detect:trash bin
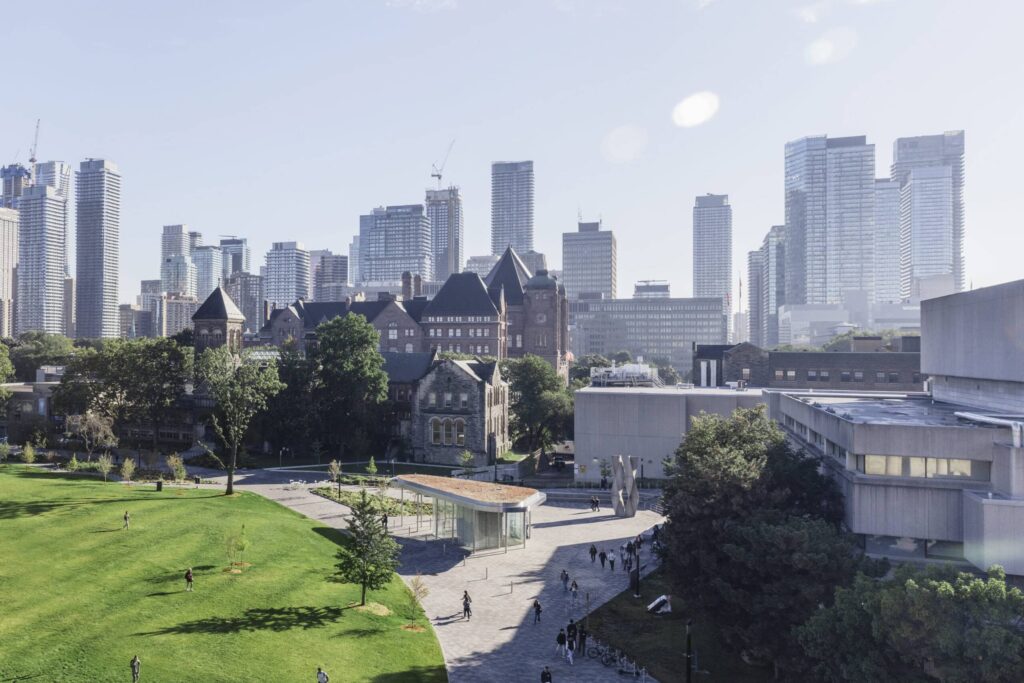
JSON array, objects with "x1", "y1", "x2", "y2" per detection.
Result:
[
  {"x1": 156, "y1": 480, "x2": 163, "y2": 492},
  {"x1": 194, "y1": 475, "x2": 201, "y2": 486}
]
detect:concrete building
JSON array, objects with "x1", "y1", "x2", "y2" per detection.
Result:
[
  {"x1": 312, "y1": 254, "x2": 349, "y2": 302},
  {"x1": 159, "y1": 293, "x2": 200, "y2": 337},
  {"x1": 193, "y1": 245, "x2": 223, "y2": 301},
  {"x1": 569, "y1": 295, "x2": 727, "y2": 374},
  {"x1": 693, "y1": 194, "x2": 732, "y2": 324},
  {"x1": 574, "y1": 386, "x2": 765, "y2": 483},
  {"x1": 160, "y1": 225, "x2": 195, "y2": 297},
  {"x1": 562, "y1": 220, "x2": 616, "y2": 300},
  {"x1": 219, "y1": 237, "x2": 250, "y2": 278},
  {"x1": 464, "y1": 254, "x2": 501, "y2": 278},
  {"x1": 785, "y1": 135, "x2": 875, "y2": 307},
  {"x1": 359, "y1": 205, "x2": 432, "y2": 283},
  {"x1": 75, "y1": 159, "x2": 121, "y2": 339},
  {"x1": 224, "y1": 271, "x2": 264, "y2": 334},
  {"x1": 63, "y1": 276, "x2": 76, "y2": 338},
  {"x1": 747, "y1": 250, "x2": 764, "y2": 347},
  {"x1": 778, "y1": 303, "x2": 851, "y2": 346},
  {"x1": 518, "y1": 251, "x2": 547, "y2": 277},
  {"x1": 264, "y1": 241, "x2": 310, "y2": 309},
  {"x1": 348, "y1": 235, "x2": 360, "y2": 285},
  {"x1": 633, "y1": 281, "x2": 671, "y2": 299},
  {"x1": 891, "y1": 131, "x2": 965, "y2": 295},
  {"x1": 1, "y1": 164, "x2": 31, "y2": 209},
  {"x1": 34, "y1": 161, "x2": 72, "y2": 200},
  {"x1": 426, "y1": 186, "x2": 464, "y2": 282},
  {"x1": 0, "y1": 208, "x2": 18, "y2": 336},
  {"x1": 768, "y1": 278, "x2": 1024, "y2": 575},
  {"x1": 16, "y1": 185, "x2": 66, "y2": 335},
  {"x1": 874, "y1": 178, "x2": 902, "y2": 304},
  {"x1": 491, "y1": 161, "x2": 534, "y2": 255}
]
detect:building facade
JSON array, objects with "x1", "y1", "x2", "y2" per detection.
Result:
[
  {"x1": 219, "y1": 237, "x2": 250, "y2": 278},
  {"x1": 747, "y1": 250, "x2": 764, "y2": 347},
  {"x1": 192, "y1": 287, "x2": 245, "y2": 354},
  {"x1": 874, "y1": 178, "x2": 902, "y2": 304},
  {"x1": 193, "y1": 245, "x2": 223, "y2": 301},
  {"x1": 693, "y1": 194, "x2": 732, "y2": 321},
  {"x1": 426, "y1": 186, "x2": 464, "y2": 282},
  {"x1": 491, "y1": 161, "x2": 534, "y2": 255},
  {"x1": 16, "y1": 185, "x2": 66, "y2": 335},
  {"x1": 465, "y1": 254, "x2": 501, "y2": 277},
  {"x1": 348, "y1": 235, "x2": 360, "y2": 285},
  {"x1": 759, "y1": 225, "x2": 786, "y2": 347},
  {"x1": 313, "y1": 254, "x2": 349, "y2": 302},
  {"x1": 224, "y1": 271, "x2": 264, "y2": 334},
  {"x1": 0, "y1": 208, "x2": 18, "y2": 337},
  {"x1": 899, "y1": 166, "x2": 955, "y2": 301},
  {"x1": 159, "y1": 294, "x2": 200, "y2": 337},
  {"x1": 359, "y1": 205, "x2": 432, "y2": 283},
  {"x1": 562, "y1": 220, "x2": 616, "y2": 300},
  {"x1": 160, "y1": 225, "x2": 195, "y2": 297},
  {"x1": 1, "y1": 164, "x2": 31, "y2": 209},
  {"x1": 75, "y1": 159, "x2": 121, "y2": 339},
  {"x1": 264, "y1": 241, "x2": 310, "y2": 308}
]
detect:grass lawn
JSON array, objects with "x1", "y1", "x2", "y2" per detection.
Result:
[
  {"x1": 586, "y1": 570, "x2": 770, "y2": 682},
  {"x1": 0, "y1": 465, "x2": 447, "y2": 683}
]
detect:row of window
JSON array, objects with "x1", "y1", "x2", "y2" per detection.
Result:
[
  {"x1": 430, "y1": 418, "x2": 466, "y2": 446},
  {"x1": 428, "y1": 343, "x2": 492, "y2": 355},
  {"x1": 855, "y1": 454, "x2": 990, "y2": 481},
  {"x1": 428, "y1": 391, "x2": 469, "y2": 410},
  {"x1": 773, "y1": 369, "x2": 921, "y2": 383},
  {"x1": 424, "y1": 315, "x2": 494, "y2": 323},
  {"x1": 428, "y1": 327, "x2": 491, "y2": 338}
]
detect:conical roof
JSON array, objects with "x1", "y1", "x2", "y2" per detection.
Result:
[
  {"x1": 484, "y1": 246, "x2": 532, "y2": 306},
  {"x1": 193, "y1": 286, "x2": 245, "y2": 323}
]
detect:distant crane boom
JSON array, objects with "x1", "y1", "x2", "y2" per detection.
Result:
[
  {"x1": 28, "y1": 119, "x2": 40, "y2": 178},
  {"x1": 430, "y1": 139, "x2": 456, "y2": 189}
]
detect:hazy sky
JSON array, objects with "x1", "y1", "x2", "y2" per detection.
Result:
[{"x1": 2, "y1": 0, "x2": 1022, "y2": 307}]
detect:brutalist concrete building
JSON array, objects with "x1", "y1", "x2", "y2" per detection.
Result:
[{"x1": 767, "y1": 279, "x2": 1024, "y2": 574}]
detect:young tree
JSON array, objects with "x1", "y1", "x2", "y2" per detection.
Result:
[
  {"x1": 66, "y1": 413, "x2": 118, "y2": 460},
  {"x1": 309, "y1": 315, "x2": 388, "y2": 459},
  {"x1": 406, "y1": 574, "x2": 430, "y2": 626},
  {"x1": 458, "y1": 449, "x2": 475, "y2": 468},
  {"x1": 97, "y1": 453, "x2": 114, "y2": 481},
  {"x1": 328, "y1": 459, "x2": 343, "y2": 495},
  {"x1": 225, "y1": 524, "x2": 251, "y2": 568},
  {"x1": 336, "y1": 489, "x2": 400, "y2": 605},
  {"x1": 0, "y1": 441, "x2": 9, "y2": 464},
  {"x1": 21, "y1": 443, "x2": 35, "y2": 464},
  {"x1": 67, "y1": 454, "x2": 80, "y2": 472},
  {"x1": 365, "y1": 455, "x2": 378, "y2": 476},
  {"x1": 198, "y1": 347, "x2": 285, "y2": 495},
  {"x1": 120, "y1": 458, "x2": 136, "y2": 483},
  {"x1": 166, "y1": 454, "x2": 187, "y2": 484}
]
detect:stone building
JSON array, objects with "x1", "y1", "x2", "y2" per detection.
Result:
[
  {"x1": 192, "y1": 287, "x2": 245, "y2": 354},
  {"x1": 421, "y1": 272, "x2": 505, "y2": 357}
]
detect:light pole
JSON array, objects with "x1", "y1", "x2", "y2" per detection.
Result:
[
  {"x1": 685, "y1": 619, "x2": 693, "y2": 683},
  {"x1": 633, "y1": 542, "x2": 641, "y2": 598}
]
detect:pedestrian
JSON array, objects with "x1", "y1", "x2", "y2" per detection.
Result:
[
  {"x1": 652, "y1": 524, "x2": 660, "y2": 543},
  {"x1": 533, "y1": 599, "x2": 543, "y2": 624},
  {"x1": 626, "y1": 540, "x2": 635, "y2": 556},
  {"x1": 555, "y1": 629, "x2": 567, "y2": 657},
  {"x1": 609, "y1": 554, "x2": 615, "y2": 571},
  {"x1": 570, "y1": 581, "x2": 579, "y2": 607},
  {"x1": 123, "y1": 510, "x2": 130, "y2": 530},
  {"x1": 566, "y1": 618, "x2": 578, "y2": 644},
  {"x1": 130, "y1": 655, "x2": 141, "y2": 683},
  {"x1": 316, "y1": 666, "x2": 330, "y2": 683},
  {"x1": 382, "y1": 512, "x2": 388, "y2": 531},
  {"x1": 598, "y1": 550, "x2": 607, "y2": 569},
  {"x1": 185, "y1": 567, "x2": 194, "y2": 592},
  {"x1": 589, "y1": 545, "x2": 597, "y2": 563},
  {"x1": 595, "y1": 495, "x2": 601, "y2": 512},
  {"x1": 540, "y1": 665, "x2": 553, "y2": 683},
  {"x1": 636, "y1": 534, "x2": 644, "y2": 550},
  {"x1": 462, "y1": 590, "x2": 472, "y2": 620},
  {"x1": 578, "y1": 624, "x2": 588, "y2": 654},
  {"x1": 560, "y1": 569, "x2": 569, "y2": 591},
  {"x1": 566, "y1": 634, "x2": 576, "y2": 665},
  {"x1": 620, "y1": 547, "x2": 626, "y2": 570}
]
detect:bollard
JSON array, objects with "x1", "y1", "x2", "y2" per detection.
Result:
[
  {"x1": 485, "y1": 567, "x2": 488, "y2": 580},
  {"x1": 442, "y1": 543, "x2": 446, "y2": 555},
  {"x1": 510, "y1": 580, "x2": 514, "y2": 594},
  {"x1": 463, "y1": 555, "x2": 467, "y2": 567}
]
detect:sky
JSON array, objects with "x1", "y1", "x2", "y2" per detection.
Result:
[{"x1": 1, "y1": 0, "x2": 1022, "y2": 308}]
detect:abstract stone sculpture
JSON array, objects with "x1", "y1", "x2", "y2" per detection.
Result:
[{"x1": 611, "y1": 454, "x2": 640, "y2": 517}]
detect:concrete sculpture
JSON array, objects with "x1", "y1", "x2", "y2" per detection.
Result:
[{"x1": 611, "y1": 454, "x2": 640, "y2": 517}]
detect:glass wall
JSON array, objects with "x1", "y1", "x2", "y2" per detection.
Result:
[{"x1": 856, "y1": 454, "x2": 990, "y2": 481}]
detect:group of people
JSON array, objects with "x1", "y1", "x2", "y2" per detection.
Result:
[
  {"x1": 588, "y1": 495, "x2": 601, "y2": 512},
  {"x1": 553, "y1": 617, "x2": 587, "y2": 666},
  {"x1": 557, "y1": 569, "x2": 581, "y2": 607}
]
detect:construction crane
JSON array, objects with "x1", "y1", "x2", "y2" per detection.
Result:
[
  {"x1": 430, "y1": 139, "x2": 455, "y2": 189},
  {"x1": 28, "y1": 119, "x2": 40, "y2": 180}
]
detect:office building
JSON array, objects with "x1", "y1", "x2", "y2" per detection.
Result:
[
  {"x1": 75, "y1": 159, "x2": 121, "y2": 339},
  {"x1": 491, "y1": 161, "x2": 534, "y2": 255},
  {"x1": 518, "y1": 251, "x2": 547, "y2": 276},
  {"x1": 693, "y1": 194, "x2": 732, "y2": 322},
  {"x1": 358, "y1": 205, "x2": 432, "y2": 283},
  {"x1": 633, "y1": 281, "x2": 670, "y2": 299},
  {"x1": 891, "y1": 131, "x2": 965, "y2": 295},
  {"x1": 193, "y1": 245, "x2": 223, "y2": 301},
  {"x1": 160, "y1": 225, "x2": 195, "y2": 297},
  {"x1": 224, "y1": 271, "x2": 264, "y2": 333},
  {"x1": 426, "y1": 186, "x2": 464, "y2": 282},
  {"x1": 899, "y1": 166, "x2": 956, "y2": 301},
  {"x1": 188, "y1": 231, "x2": 203, "y2": 251},
  {"x1": 768, "y1": 278, "x2": 1024, "y2": 576},
  {"x1": 119, "y1": 303, "x2": 154, "y2": 339},
  {"x1": 1, "y1": 164, "x2": 31, "y2": 209},
  {"x1": 219, "y1": 237, "x2": 250, "y2": 278},
  {"x1": 785, "y1": 135, "x2": 875, "y2": 307},
  {"x1": 747, "y1": 250, "x2": 764, "y2": 347},
  {"x1": 348, "y1": 235, "x2": 360, "y2": 285},
  {"x1": 313, "y1": 254, "x2": 349, "y2": 302},
  {"x1": 874, "y1": 178, "x2": 902, "y2": 304},
  {"x1": 758, "y1": 225, "x2": 786, "y2": 347},
  {"x1": 465, "y1": 254, "x2": 501, "y2": 278},
  {"x1": 562, "y1": 220, "x2": 616, "y2": 300},
  {"x1": 63, "y1": 276, "x2": 76, "y2": 338},
  {"x1": 265, "y1": 241, "x2": 310, "y2": 308},
  {"x1": 0, "y1": 208, "x2": 18, "y2": 336},
  {"x1": 16, "y1": 185, "x2": 66, "y2": 335},
  {"x1": 159, "y1": 293, "x2": 200, "y2": 337}
]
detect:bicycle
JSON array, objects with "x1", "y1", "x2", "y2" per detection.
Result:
[{"x1": 587, "y1": 638, "x2": 612, "y2": 660}]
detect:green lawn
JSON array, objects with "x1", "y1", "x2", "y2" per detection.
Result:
[
  {"x1": 586, "y1": 570, "x2": 770, "y2": 682},
  {"x1": 0, "y1": 466, "x2": 447, "y2": 683}
]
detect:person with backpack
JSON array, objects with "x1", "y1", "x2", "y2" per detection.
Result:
[
  {"x1": 462, "y1": 590, "x2": 472, "y2": 620},
  {"x1": 316, "y1": 666, "x2": 329, "y2": 683},
  {"x1": 555, "y1": 629, "x2": 567, "y2": 657},
  {"x1": 566, "y1": 633, "x2": 576, "y2": 665},
  {"x1": 540, "y1": 666, "x2": 553, "y2": 682},
  {"x1": 569, "y1": 581, "x2": 579, "y2": 607},
  {"x1": 598, "y1": 549, "x2": 607, "y2": 569},
  {"x1": 533, "y1": 599, "x2": 543, "y2": 624},
  {"x1": 566, "y1": 618, "x2": 578, "y2": 644},
  {"x1": 185, "y1": 568, "x2": 194, "y2": 592}
]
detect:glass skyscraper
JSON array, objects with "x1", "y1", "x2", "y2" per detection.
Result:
[
  {"x1": 491, "y1": 161, "x2": 534, "y2": 256},
  {"x1": 426, "y1": 186, "x2": 464, "y2": 282},
  {"x1": 358, "y1": 205, "x2": 432, "y2": 283},
  {"x1": 75, "y1": 159, "x2": 121, "y2": 338},
  {"x1": 873, "y1": 178, "x2": 902, "y2": 304},
  {"x1": 16, "y1": 185, "x2": 66, "y2": 334},
  {"x1": 693, "y1": 194, "x2": 733, "y2": 321}
]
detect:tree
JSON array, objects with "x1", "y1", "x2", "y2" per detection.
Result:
[
  {"x1": 309, "y1": 315, "x2": 388, "y2": 459},
  {"x1": 166, "y1": 453, "x2": 187, "y2": 484},
  {"x1": 21, "y1": 443, "x2": 35, "y2": 464},
  {"x1": 328, "y1": 459, "x2": 343, "y2": 495},
  {"x1": 120, "y1": 458, "x2": 136, "y2": 483},
  {"x1": 125, "y1": 338, "x2": 194, "y2": 453},
  {"x1": 458, "y1": 449, "x2": 475, "y2": 468},
  {"x1": 260, "y1": 341, "x2": 313, "y2": 452},
  {"x1": 66, "y1": 413, "x2": 118, "y2": 460},
  {"x1": 501, "y1": 355, "x2": 573, "y2": 451},
  {"x1": 198, "y1": 347, "x2": 285, "y2": 495},
  {"x1": 568, "y1": 353, "x2": 611, "y2": 384},
  {"x1": 10, "y1": 332, "x2": 74, "y2": 381},
  {"x1": 406, "y1": 574, "x2": 430, "y2": 625},
  {"x1": 336, "y1": 489, "x2": 400, "y2": 606},
  {"x1": 67, "y1": 454, "x2": 80, "y2": 471},
  {"x1": 225, "y1": 524, "x2": 251, "y2": 569},
  {"x1": 96, "y1": 453, "x2": 114, "y2": 481},
  {"x1": 366, "y1": 455, "x2": 377, "y2": 476},
  {"x1": 610, "y1": 350, "x2": 633, "y2": 365},
  {"x1": 169, "y1": 327, "x2": 194, "y2": 347},
  {"x1": 0, "y1": 441, "x2": 9, "y2": 464}
]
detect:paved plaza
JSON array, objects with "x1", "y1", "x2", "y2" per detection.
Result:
[{"x1": 210, "y1": 467, "x2": 664, "y2": 682}]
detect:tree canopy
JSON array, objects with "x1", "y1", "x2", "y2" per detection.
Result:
[
  {"x1": 501, "y1": 354, "x2": 573, "y2": 451},
  {"x1": 11, "y1": 332, "x2": 74, "y2": 381}
]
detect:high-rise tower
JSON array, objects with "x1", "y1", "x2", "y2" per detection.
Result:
[
  {"x1": 75, "y1": 159, "x2": 121, "y2": 338},
  {"x1": 693, "y1": 194, "x2": 733, "y2": 320},
  {"x1": 16, "y1": 185, "x2": 66, "y2": 334},
  {"x1": 426, "y1": 186, "x2": 464, "y2": 281},
  {"x1": 491, "y1": 161, "x2": 534, "y2": 255}
]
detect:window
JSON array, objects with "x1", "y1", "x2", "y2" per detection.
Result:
[
  {"x1": 468, "y1": 328, "x2": 475, "y2": 337},
  {"x1": 483, "y1": 329, "x2": 489, "y2": 337},
  {"x1": 820, "y1": 370, "x2": 830, "y2": 381},
  {"x1": 785, "y1": 370, "x2": 796, "y2": 381},
  {"x1": 840, "y1": 371, "x2": 851, "y2": 382},
  {"x1": 460, "y1": 392, "x2": 468, "y2": 408},
  {"x1": 431, "y1": 419, "x2": 442, "y2": 444},
  {"x1": 742, "y1": 368, "x2": 751, "y2": 380},
  {"x1": 388, "y1": 329, "x2": 398, "y2": 340},
  {"x1": 455, "y1": 419, "x2": 465, "y2": 446},
  {"x1": 448, "y1": 328, "x2": 454, "y2": 337},
  {"x1": 888, "y1": 372, "x2": 900, "y2": 383},
  {"x1": 774, "y1": 369, "x2": 784, "y2": 380},
  {"x1": 807, "y1": 370, "x2": 818, "y2": 381},
  {"x1": 516, "y1": 334, "x2": 523, "y2": 348},
  {"x1": 854, "y1": 371, "x2": 864, "y2": 382},
  {"x1": 444, "y1": 392, "x2": 453, "y2": 408},
  {"x1": 428, "y1": 392, "x2": 436, "y2": 408},
  {"x1": 912, "y1": 372, "x2": 923, "y2": 384},
  {"x1": 876, "y1": 372, "x2": 886, "y2": 383},
  {"x1": 405, "y1": 343, "x2": 414, "y2": 353},
  {"x1": 456, "y1": 329, "x2": 462, "y2": 337},
  {"x1": 443, "y1": 419, "x2": 454, "y2": 445},
  {"x1": 484, "y1": 345, "x2": 490, "y2": 354},
  {"x1": 908, "y1": 457, "x2": 926, "y2": 477}
]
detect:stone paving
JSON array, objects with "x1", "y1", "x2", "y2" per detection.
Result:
[{"x1": 199, "y1": 467, "x2": 665, "y2": 683}]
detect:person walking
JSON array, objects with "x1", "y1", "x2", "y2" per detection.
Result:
[
  {"x1": 652, "y1": 524, "x2": 660, "y2": 543},
  {"x1": 123, "y1": 511, "x2": 130, "y2": 530},
  {"x1": 316, "y1": 666, "x2": 330, "y2": 683},
  {"x1": 589, "y1": 545, "x2": 597, "y2": 563},
  {"x1": 533, "y1": 599, "x2": 543, "y2": 624},
  {"x1": 382, "y1": 512, "x2": 388, "y2": 531},
  {"x1": 129, "y1": 655, "x2": 141, "y2": 683},
  {"x1": 570, "y1": 581, "x2": 579, "y2": 607},
  {"x1": 566, "y1": 634, "x2": 576, "y2": 665},
  {"x1": 598, "y1": 550, "x2": 607, "y2": 569},
  {"x1": 560, "y1": 569, "x2": 569, "y2": 592},
  {"x1": 566, "y1": 619, "x2": 578, "y2": 645},
  {"x1": 185, "y1": 568, "x2": 194, "y2": 592},
  {"x1": 462, "y1": 591, "x2": 472, "y2": 620},
  {"x1": 540, "y1": 665, "x2": 553, "y2": 683},
  {"x1": 620, "y1": 547, "x2": 627, "y2": 571},
  {"x1": 594, "y1": 495, "x2": 601, "y2": 512},
  {"x1": 608, "y1": 554, "x2": 615, "y2": 572},
  {"x1": 578, "y1": 624, "x2": 588, "y2": 655},
  {"x1": 555, "y1": 629, "x2": 567, "y2": 657},
  {"x1": 626, "y1": 540, "x2": 635, "y2": 556}
]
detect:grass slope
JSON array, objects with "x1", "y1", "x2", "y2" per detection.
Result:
[{"x1": 0, "y1": 466, "x2": 446, "y2": 683}]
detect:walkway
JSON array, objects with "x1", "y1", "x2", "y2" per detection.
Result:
[{"x1": 199, "y1": 467, "x2": 665, "y2": 682}]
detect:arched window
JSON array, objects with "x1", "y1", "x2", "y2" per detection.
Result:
[
  {"x1": 455, "y1": 419, "x2": 465, "y2": 446},
  {"x1": 405, "y1": 343, "x2": 414, "y2": 353},
  {"x1": 443, "y1": 419, "x2": 454, "y2": 445},
  {"x1": 431, "y1": 419, "x2": 442, "y2": 445}
]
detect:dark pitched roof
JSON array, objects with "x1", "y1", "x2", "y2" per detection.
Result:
[
  {"x1": 382, "y1": 350, "x2": 437, "y2": 384},
  {"x1": 345, "y1": 300, "x2": 391, "y2": 326},
  {"x1": 400, "y1": 297, "x2": 430, "y2": 322},
  {"x1": 484, "y1": 246, "x2": 531, "y2": 306},
  {"x1": 193, "y1": 287, "x2": 245, "y2": 322},
  {"x1": 423, "y1": 272, "x2": 499, "y2": 317},
  {"x1": 299, "y1": 301, "x2": 351, "y2": 329},
  {"x1": 462, "y1": 359, "x2": 498, "y2": 383}
]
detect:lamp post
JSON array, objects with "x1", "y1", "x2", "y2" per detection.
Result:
[
  {"x1": 633, "y1": 541, "x2": 641, "y2": 598},
  {"x1": 685, "y1": 619, "x2": 693, "y2": 683}
]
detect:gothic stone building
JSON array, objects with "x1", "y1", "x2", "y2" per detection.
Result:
[{"x1": 192, "y1": 287, "x2": 245, "y2": 354}]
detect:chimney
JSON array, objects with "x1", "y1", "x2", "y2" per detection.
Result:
[
  {"x1": 414, "y1": 274, "x2": 422, "y2": 297},
  {"x1": 401, "y1": 272, "x2": 412, "y2": 300}
]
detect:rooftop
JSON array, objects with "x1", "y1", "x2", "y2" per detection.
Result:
[
  {"x1": 782, "y1": 392, "x2": 1021, "y2": 428},
  {"x1": 394, "y1": 474, "x2": 545, "y2": 511},
  {"x1": 578, "y1": 385, "x2": 764, "y2": 398}
]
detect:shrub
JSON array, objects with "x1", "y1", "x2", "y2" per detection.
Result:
[
  {"x1": 67, "y1": 454, "x2": 80, "y2": 472},
  {"x1": 120, "y1": 458, "x2": 136, "y2": 482},
  {"x1": 166, "y1": 453, "x2": 187, "y2": 484},
  {"x1": 0, "y1": 441, "x2": 9, "y2": 463},
  {"x1": 366, "y1": 456, "x2": 377, "y2": 476},
  {"x1": 21, "y1": 443, "x2": 35, "y2": 464}
]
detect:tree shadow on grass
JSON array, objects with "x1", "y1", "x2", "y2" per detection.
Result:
[
  {"x1": 312, "y1": 525, "x2": 352, "y2": 547},
  {"x1": 135, "y1": 606, "x2": 349, "y2": 635},
  {"x1": 144, "y1": 565, "x2": 216, "y2": 585},
  {"x1": 0, "y1": 494, "x2": 225, "y2": 520},
  {"x1": 367, "y1": 665, "x2": 447, "y2": 682}
]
